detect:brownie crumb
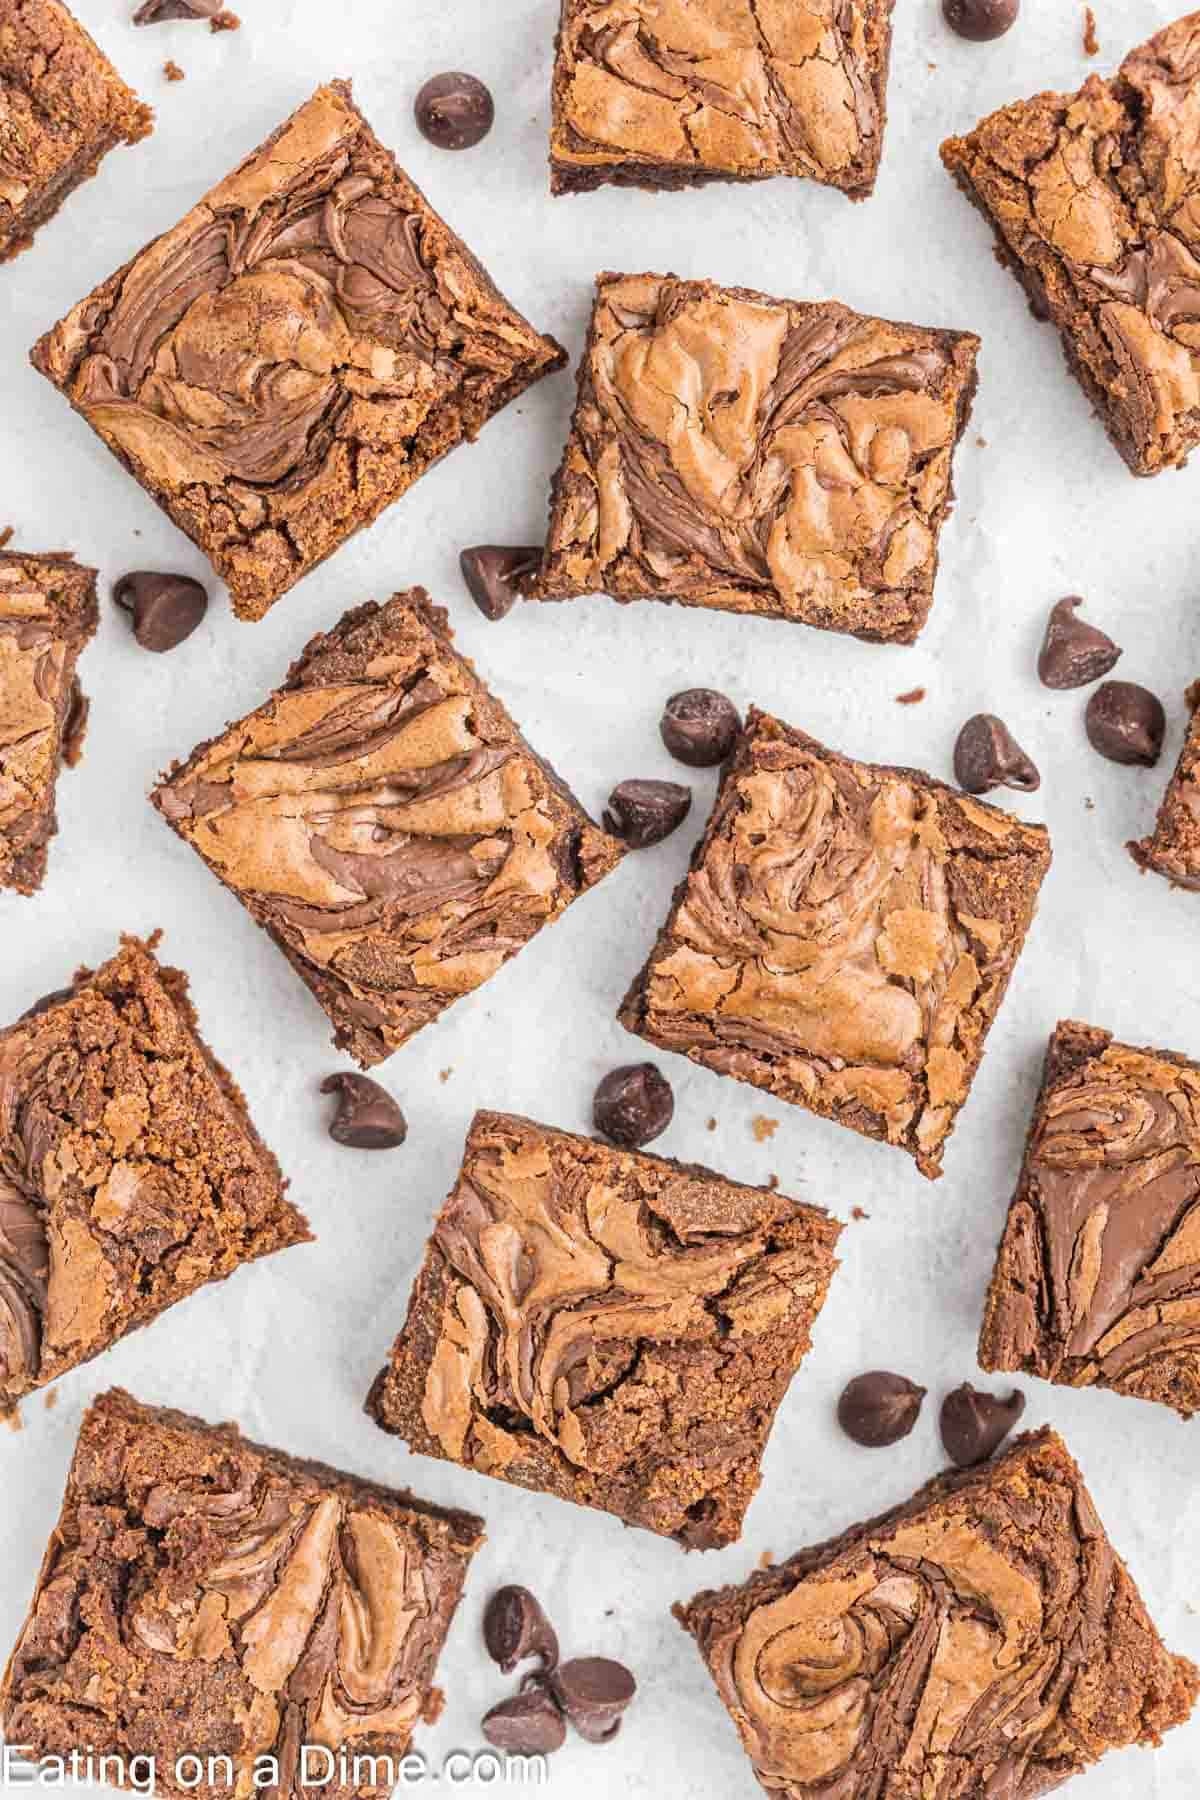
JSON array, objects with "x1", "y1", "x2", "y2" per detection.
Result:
[
  {"x1": 751, "y1": 1116, "x2": 778, "y2": 1143},
  {"x1": 0, "y1": 527, "x2": 12, "y2": 549},
  {"x1": 164, "y1": 59, "x2": 185, "y2": 79},
  {"x1": 1083, "y1": 6, "x2": 1099, "y2": 54},
  {"x1": 976, "y1": 435, "x2": 988, "y2": 448},
  {"x1": 706, "y1": 1117, "x2": 717, "y2": 1131},
  {"x1": 852, "y1": 1206, "x2": 870, "y2": 1221},
  {"x1": 439, "y1": 1068, "x2": 453, "y2": 1083},
  {"x1": 758, "y1": 1550, "x2": 773, "y2": 1568},
  {"x1": 44, "y1": 1388, "x2": 58, "y2": 1411},
  {"x1": 896, "y1": 687, "x2": 926, "y2": 706},
  {"x1": 211, "y1": 8, "x2": 239, "y2": 27},
  {"x1": 766, "y1": 1174, "x2": 779, "y2": 1190},
  {"x1": 3, "y1": 1406, "x2": 22, "y2": 1432}
]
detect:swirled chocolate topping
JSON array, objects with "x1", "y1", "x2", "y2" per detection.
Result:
[
  {"x1": 2, "y1": 1389, "x2": 484, "y2": 1796},
  {"x1": 530, "y1": 274, "x2": 979, "y2": 645},
  {"x1": 550, "y1": 0, "x2": 895, "y2": 199},
  {"x1": 0, "y1": 938, "x2": 308, "y2": 1409},
  {"x1": 620, "y1": 709, "x2": 1052, "y2": 1180},
  {"x1": 32, "y1": 82, "x2": 564, "y2": 620},
  {"x1": 980, "y1": 1021, "x2": 1200, "y2": 1417},
  {"x1": 153, "y1": 592, "x2": 624, "y2": 1067},
  {"x1": 675, "y1": 1428, "x2": 1199, "y2": 1794},
  {"x1": 0, "y1": 552, "x2": 98, "y2": 896},
  {"x1": 366, "y1": 1109, "x2": 842, "y2": 1549},
  {"x1": 942, "y1": 13, "x2": 1200, "y2": 476}
]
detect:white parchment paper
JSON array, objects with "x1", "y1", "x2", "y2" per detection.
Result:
[{"x1": 2, "y1": 2, "x2": 1199, "y2": 1794}]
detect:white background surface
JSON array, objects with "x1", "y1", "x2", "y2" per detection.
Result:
[{"x1": 1, "y1": 1, "x2": 1199, "y2": 1795}]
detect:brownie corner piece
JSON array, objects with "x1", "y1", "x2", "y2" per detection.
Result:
[
  {"x1": 30, "y1": 81, "x2": 564, "y2": 621},
  {"x1": 152, "y1": 591, "x2": 625, "y2": 1066},
  {"x1": 0, "y1": 935, "x2": 310, "y2": 1411},
  {"x1": 619, "y1": 708, "x2": 1051, "y2": 1179},
  {"x1": 528, "y1": 272, "x2": 979, "y2": 643},
  {"x1": 979, "y1": 1018, "x2": 1200, "y2": 1417},
  {"x1": 365, "y1": 1108, "x2": 842, "y2": 1549},
  {"x1": 941, "y1": 13, "x2": 1200, "y2": 477},
  {"x1": 675, "y1": 1426, "x2": 1199, "y2": 1792},
  {"x1": 0, "y1": 1388, "x2": 484, "y2": 1795},
  {"x1": 0, "y1": 0, "x2": 152, "y2": 265},
  {"x1": 1129, "y1": 678, "x2": 1200, "y2": 889},
  {"x1": 549, "y1": 0, "x2": 895, "y2": 199},
  {"x1": 0, "y1": 549, "x2": 98, "y2": 895}
]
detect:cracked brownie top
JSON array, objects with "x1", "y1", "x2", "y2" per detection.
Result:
[
  {"x1": 550, "y1": 0, "x2": 896, "y2": 197},
  {"x1": 31, "y1": 81, "x2": 564, "y2": 618}
]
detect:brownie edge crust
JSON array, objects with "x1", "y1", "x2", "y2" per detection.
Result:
[
  {"x1": 366, "y1": 1108, "x2": 842, "y2": 1549},
  {"x1": 674, "y1": 1428, "x2": 1199, "y2": 1797},
  {"x1": 0, "y1": 1389, "x2": 485, "y2": 1800},
  {"x1": 1129, "y1": 679, "x2": 1200, "y2": 889}
]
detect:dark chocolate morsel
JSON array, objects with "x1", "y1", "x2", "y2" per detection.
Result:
[
  {"x1": 954, "y1": 714, "x2": 1041, "y2": 794},
  {"x1": 593, "y1": 1064, "x2": 674, "y2": 1148},
  {"x1": 940, "y1": 1383, "x2": 1025, "y2": 1467},
  {"x1": 415, "y1": 73, "x2": 495, "y2": 150},
  {"x1": 943, "y1": 0, "x2": 1019, "y2": 40},
  {"x1": 1085, "y1": 682, "x2": 1166, "y2": 767},
  {"x1": 1037, "y1": 597, "x2": 1122, "y2": 690},
  {"x1": 481, "y1": 1688, "x2": 566, "y2": 1756},
  {"x1": 660, "y1": 689, "x2": 741, "y2": 767},
  {"x1": 320, "y1": 1073, "x2": 407, "y2": 1150},
  {"x1": 837, "y1": 1371, "x2": 926, "y2": 1448},
  {"x1": 459, "y1": 546, "x2": 541, "y2": 621},
  {"x1": 132, "y1": 0, "x2": 222, "y2": 21},
  {"x1": 483, "y1": 1586, "x2": 559, "y2": 1676},
  {"x1": 113, "y1": 572, "x2": 208, "y2": 652},
  {"x1": 550, "y1": 1657, "x2": 636, "y2": 1744},
  {"x1": 603, "y1": 779, "x2": 691, "y2": 849}
]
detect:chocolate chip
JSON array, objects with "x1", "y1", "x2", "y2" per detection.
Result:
[
  {"x1": 953, "y1": 714, "x2": 1040, "y2": 795},
  {"x1": 940, "y1": 1383, "x2": 1025, "y2": 1467},
  {"x1": 415, "y1": 73, "x2": 495, "y2": 150},
  {"x1": 603, "y1": 779, "x2": 691, "y2": 849},
  {"x1": 550, "y1": 1657, "x2": 636, "y2": 1745},
  {"x1": 1037, "y1": 597, "x2": 1122, "y2": 690},
  {"x1": 660, "y1": 689, "x2": 741, "y2": 768},
  {"x1": 593, "y1": 1064, "x2": 674, "y2": 1148},
  {"x1": 133, "y1": 0, "x2": 221, "y2": 20},
  {"x1": 459, "y1": 545, "x2": 540, "y2": 621},
  {"x1": 483, "y1": 1587, "x2": 559, "y2": 1677},
  {"x1": 1085, "y1": 681, "x2": 1166, "y2": 766},
  {"x1": 943, "y1": 0, "x2": 1019, "y2": 40},
  {"x1": 113, "y1": 572, "x2": 207, "y2": 652},
  {"x1": 481, "y1": 1688, "x2": 566, "y2": 1756},
  {"x1": 320, "y1": 1074, "x2": 407, "y2": 1150},
  {"x1": 836, "y1": 1371, "x2": 926, "y2": 1448}
]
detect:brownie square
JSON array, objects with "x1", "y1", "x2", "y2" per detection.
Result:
[
  {"x1": 619, "y1": 708, "x2": 1052, "y2": 1180},
  {"x1": 0, "y1": 0, "x2": 151, "y2": 265},
  {"x1": 152, "y1": 591, "x2": 625, "y2": 1066},
  {"x1": 675, "y1": 1428, "x2": 1199, "y2": 1796},
  {"x1": 366, "y1": 1108, "x2": 842, "y2": 1550},
  {"x1": 979, "y1": 1020, "x2": 1200, "y2": 1418},
  {"x1": 942, "y1": 14, "x2": 1200, "y2": 478},
  {"x1": 0, "y1": 1388, "x2": 484, "y2": 1800},
  {"x1": 0, "y1": 549, "x2": 97, "y2": 895},
  {"x1": 30, "y1": 81, "x2": 566, "y2": 621},
  {"x1": 1130, "y1": 678, "x2": 1200, "y2": 889},
  {"x1": 526, "y1": 273, "x2": 979, "y2": 644},
  {"x1": 0, "y1": 936, "x2": 310, "y2": 1411},
  {"x1": 549, "y1": 0, "x2": 895, "y2": 199}
]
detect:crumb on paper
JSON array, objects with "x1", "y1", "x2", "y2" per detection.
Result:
[
  {"x1": 766, "y1": 1173, "x2": 779, "y2": 1190},
  {"x1": 164, "y1": 58, "x2": 185, "y2": 79},
  {"x1": 3, "y1": 1405, "x2": 21, "y2": 1433},
  {"x1": 758, "y1": 1550, "x2": 773, "y2": 1568},
  {"x1": 1085, "y1": 797, "x2": 1095, "y2": 811},
  {"x1": 0, "y1": 527, "x2": 12, "y2": 549},
  {"x1": 851, "y1": 1206, "x2": 869, "y2": 1221},
  {"x1": 439, "y1": 1068, "x2": 452, "y2": 1083},
  {"x1": 44, "y1": 1388, "x2": 58, "y2": 1411},
  {"x1": 896, "y1": 687, "x2": 926, "y2": 706},
  {"x1": 706, "y1": 1116, "x2": 717, "y2": 1132},
  {"x1": 1083, "y1": 6, "x2": 1099, "y2": 54},
  {"x1": 212, "y1": 8, "x2": 240, "y2": 28},
  {"x1": 751, "y1": 1115, "x2": 778, "y2": 1143},
  {"x1": 975, "y1": 435, "x2": 987, "y2": 449}
]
